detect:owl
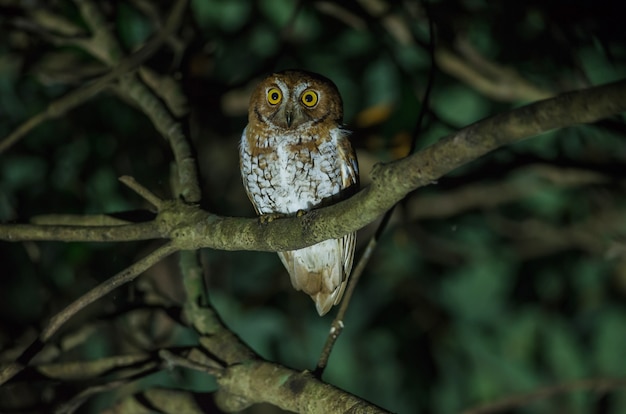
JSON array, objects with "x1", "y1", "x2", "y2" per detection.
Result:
[{"x1": 240, "y1": 70, "x2": 359, "y2": 316}]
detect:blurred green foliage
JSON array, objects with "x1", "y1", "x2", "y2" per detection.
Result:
[{"x1": 1, "y1": 0, "x2": 625, "y2": 413}]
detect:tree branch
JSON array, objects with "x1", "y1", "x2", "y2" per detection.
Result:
[
  {"x1": 462, "y1": 377, "x2": 626, "y2": 414},
  {"x1": 180, "y1": 78, "x2": 626, "y2": 252},
  {"x1": 406, "y1": 164, "x2": 612, "y2": 219},
  {"x1": 216, "y1": 361, "x2": 391, "y2": 413},
  {"x1": 0, "y1": 0, "x2": 188, "y2": 154},
  {"x1": 2, "y1": 79, "x2": 625, "y2": 251}
]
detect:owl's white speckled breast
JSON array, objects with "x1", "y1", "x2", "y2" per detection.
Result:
[{"x1": 240, "y1": 127, "x2": 345, "y2": 215}]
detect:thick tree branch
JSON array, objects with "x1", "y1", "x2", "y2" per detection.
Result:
[{"x1": 216, "y1": 361, "x2": 391, "y2": 413}]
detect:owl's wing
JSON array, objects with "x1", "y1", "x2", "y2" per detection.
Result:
[
  {"x1": 335, "y1": 127, "x2": 359, "y2": 301},
  {"x1": 279, "y1": 235, "x2": 353, "y2": 315},
  {"x1": 336, "y1": 128, "x2": 359, "y2": 190},
  {"x1": 240, "y1": 126, "x2": 263, "y2": 215}
]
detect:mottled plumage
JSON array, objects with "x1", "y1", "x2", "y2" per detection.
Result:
[{"x1": 240, "y1": 70, "x2": 359, "y2": 315}]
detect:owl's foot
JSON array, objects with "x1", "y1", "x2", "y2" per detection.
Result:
[
  {"x1": 259, "y1": 213, "x2": 287, "y2": 224},
  {"x1": 259, "y1": 210, "x2": 307, "y2": 223}
]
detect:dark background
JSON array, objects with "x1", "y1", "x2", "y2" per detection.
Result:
[{"x1": 1, "y1": 0, "x2": 625, "y2": 412}]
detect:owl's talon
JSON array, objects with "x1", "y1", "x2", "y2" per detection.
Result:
[
  {"x1": 259, "y1": 213, "x2": 286, "y2": 224},
  {"x1": 296, "y1": 210, "x2": 307, "y2": 218}
]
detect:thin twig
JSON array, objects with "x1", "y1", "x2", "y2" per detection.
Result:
[
  {"x1": 42, "y1": 242, "x2": 178, "y2": 341},
  {"x1": 316, "y1": 1, "x2": 438, "y2": 376},
  {"x1": 138, "y1": 67, "x2": 189, "y2": 118},
  {"x1": 119, "y1": 175, "x2": 164, "y2": 210},
  {"x1": 117, "y1": 74, "x2": 201, "y2": 203},
  {"x1": 0, "y1": 242, "x2": 179, "y2": 386},
  {"x1": 159, "y1": 349, "x2": 223, "y2": 376},
  {"x1": 53, "y1": 356, "x2": 161, "y2": 414},
  {"x1": 315, "y1": 237, "x2": 377, "y2": 374},
  {"x1": 56, "y1": 378, "x2": 132, "y2": 414},
  {"x1": 462, "y1": 377, "x2": 626, "y2": 414}
]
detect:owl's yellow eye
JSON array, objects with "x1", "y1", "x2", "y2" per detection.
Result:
[
  {"x1": 301, "y1": 90, "x2": 318, "y2": 107},
  {"x1": 267, "y1": 88, "x2": 282, "y2": 105}
]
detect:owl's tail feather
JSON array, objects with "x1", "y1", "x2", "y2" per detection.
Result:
[{"x1": 278, "y1": 232, "x2": 356, "y2": 316}]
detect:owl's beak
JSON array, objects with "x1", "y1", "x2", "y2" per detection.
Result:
[{"x1": 281, "y1": 103, "x2": 304, "y2": 128}]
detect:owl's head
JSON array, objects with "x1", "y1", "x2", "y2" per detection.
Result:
[{"x1": 249, "y1": 70, "x2": 343, "y2": 130}]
